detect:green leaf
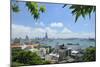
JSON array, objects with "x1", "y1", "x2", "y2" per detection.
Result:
[
  {"x1": 75, "y1": 10, "x2": 81, "y2": 22},
  {"x1": 39, "y1": 5, "x2": 46, "y2": 13},
  {"x1": 26, "y1": 2, "x2": 46, "y2": 20},
  {"x1": 68, "y1": 5, "x2": 96, "y2": 22},
  {"x1": 62, "y1": 4, "x2": 67, "y2": 8},
  {"x1": 12, "y1": 3, "x2": 20, "y2": 12}
]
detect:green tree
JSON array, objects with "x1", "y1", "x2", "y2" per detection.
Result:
[
  {"x1": 11, "y1": 1, "x2": 46, "y2": 20},
  {"x1": 12, "y1": 3, "x2": 20, "y2": 13},
  {"x1": 26, "y1": 2, "x2": 46, "y2": 20},
  {"x1": 82, "y1": 47, "x2": 96, "y2": 62},
  {"x1": 63, "y1": 4, "x2": 96, "y2": 22},
  {"x1": 11, "y1": 62, "x2": 24, "y2": 67},
  {"x1": 43, "y1": 60, "x2": 51, "y2": 64},
  {"x1": 12, "y1": 49, "x2": 43, "y2": 65}
]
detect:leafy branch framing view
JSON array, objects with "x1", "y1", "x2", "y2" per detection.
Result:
[{"x1": 11, "y1": 1, "x2": 96, "y2": 22}]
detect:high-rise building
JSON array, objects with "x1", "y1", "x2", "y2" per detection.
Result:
[
  {"x1": 13, "y1": 37, "x2": 20, "y2": 43},
  {"x1": 25, "y1": 35, "x2": 29, "y2": 41},
  {"x1": 24, "y1": 35, "x2": 30, "y2": 45},
  {"x1": 45, "y1": 32, "x2": 48, "y2": 39}
]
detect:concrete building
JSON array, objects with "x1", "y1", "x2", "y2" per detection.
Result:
[
  {"x1": 39, "y1": 47, "x2": 47, "y2": 59},
  {"x1": 45, "y1": 53, "x2": 59, "y2": 63}
]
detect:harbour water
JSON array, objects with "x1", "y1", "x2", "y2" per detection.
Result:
[{"x1": 33, "y1": 38, "x2": 96, "y2": 49}]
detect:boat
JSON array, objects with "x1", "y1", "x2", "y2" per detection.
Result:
[
  {"x1": 88, "y1": 38, "x2": 95, "y2": 41},
  {"x1": 67, "y1": 43, "x2": 80, "y2": 45},
  {"x1": 67, "y1": 43, "x2": 73, "y2": 45}
]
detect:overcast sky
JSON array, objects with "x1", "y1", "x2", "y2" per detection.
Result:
[{"x1": 12, "y1": 2, "x2": 95, "y2": 39}]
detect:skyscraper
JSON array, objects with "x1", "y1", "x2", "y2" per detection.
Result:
[
  {"x1": 24, "y1": 35, "x2": 30, "y2": 45},
  {"x1": 45, "y1": 32, "x2": 48, "y2": 39},
  {"x1": 25, "y1": 35, "x2": 29, "y2": 41}
]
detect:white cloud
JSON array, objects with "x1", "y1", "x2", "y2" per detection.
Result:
[
  {"x1": 50, "y1": 22, "x2": 63, "y2": 28},
  {"x1": 12, "y1": 24, "x2": 95, "y2": 39},
  {"x1": 62, "y1": 27, "x2": 72, "y2": 33},
  {"x1": 12, "y1": 24, "x2": 45, "y2": 39},
  {"x1": 45, "y1": 27, "x2": 57, "y2": 33},
  {"x1": 35, "y1": 22, "x2": 45, "y2": 27}
]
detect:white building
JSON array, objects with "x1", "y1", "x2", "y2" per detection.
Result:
[
  {"x1": 45, "y1": 53, "x2": 59, "y2": 63},
  {"x1": 39, "y1": 48, "x2": 47, "y2": 59}
]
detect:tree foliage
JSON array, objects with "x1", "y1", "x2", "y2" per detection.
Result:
[
  {"x1": 11, "y1": 1, "x2": 46, "y2": 20},
  {"x1": 11, "y1": 62, "x2": 24, "y2": 67},
  {"x1": 26, "y1": 2, "x2": 46, "y2": 20},
  {"x1": 63, "y1": 4, "x2": 96, "y2": 22},
  {"x1": 12, "y1": 49, "x2": 43, "y2": 65},
  {"x1": 82, "y1": 47, "x2": 96, "y2": 62},
  {"x1": 11, "y1": 2, "x2": 20, "y2": 13},
  {"x1": 39, "y1": 5, "x2": 46, "y2": 13}
]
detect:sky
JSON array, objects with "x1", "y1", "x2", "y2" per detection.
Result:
[{"x1": 12, "y1": 2, "x2": 96, "y2": 39}]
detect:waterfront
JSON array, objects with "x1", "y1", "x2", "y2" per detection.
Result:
[
  {"x1": 11, "y1": 37, "x2": 96, "y2": 66},
  {"x1": 31, "y1": 38, "x2": 95, "y2": 49}
]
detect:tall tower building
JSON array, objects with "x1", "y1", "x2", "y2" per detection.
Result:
[
  {"x1": 24, "y1": 35, "x2": 30, "y2": 45},
  {"x1": 45, "y1": 32, "x2": 48, "y2": 39},
  {"x1": 25, "y1": 35, "x2": 29, "y2": 41}
]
